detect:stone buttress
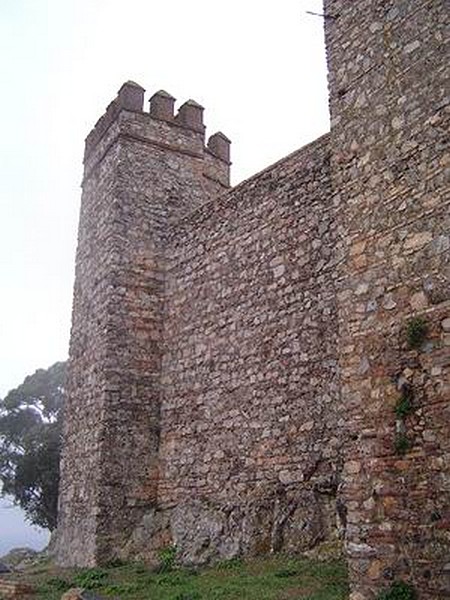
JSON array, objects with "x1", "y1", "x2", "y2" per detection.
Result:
[{"x1": 57, "y1": 82, "x2": 230, "y2": 566}]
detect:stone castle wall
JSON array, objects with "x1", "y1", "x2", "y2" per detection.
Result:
[
  {"x1": 58, "y1": 1, "x2": 449, "y2": 597},
  {"x1": 324, "y1": 0, "x2": 450, "y2": 597},
  {"x1": 157, "y1": 136, "x2": 345, "y2": 563}
]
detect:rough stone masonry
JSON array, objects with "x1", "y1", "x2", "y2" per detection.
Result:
[{"x1": 57, "y1": 1, "x2": 449, "y2": 598}]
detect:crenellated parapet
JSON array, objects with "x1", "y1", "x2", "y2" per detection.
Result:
[
  {"x1": 84, "y1": 81, "x2": 145, "y2": 159},
  {"x1": 83, "y1": 81, "x2": 231, "y2": 189}
]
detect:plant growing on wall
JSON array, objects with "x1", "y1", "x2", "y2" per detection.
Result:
[
  {"x1": 394, "y1": 384, "x2": 414, "y2": 419},
  {"x1": 406, "y1": 317, "x2": 428, "y2": 349},
  {"x1": 376, "y1": 580, "x2": 417, "y2": 599},
  {"x1": 394, "y1": 432, "x2": 412, "y2": 456},
  {"x1": 158, "y1": 545, "x2": 178, "y2": 573},
  {"x1": 393, "y1": 381, "x2": 415, "y2": 455},
  {"x1": 391, "y1": 314, "x2": 427, "y2": 456}
]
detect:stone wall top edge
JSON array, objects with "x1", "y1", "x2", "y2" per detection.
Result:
[
  {"x1": 231, "y1": 131, "x2": 330, "y2": 195},
  {"x1": 167, "y1": 131, "x2": 331, "y2": 239}
]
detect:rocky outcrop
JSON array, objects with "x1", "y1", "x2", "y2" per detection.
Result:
[{"x1": 127, "y1": 478, "x2": 344, "y2": 567}]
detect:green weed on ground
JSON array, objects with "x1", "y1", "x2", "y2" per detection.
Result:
[{"x1": 27, "y1": 555, "x2": 349, "y2": 600}]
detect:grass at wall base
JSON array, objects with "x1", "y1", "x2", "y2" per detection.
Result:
[{"x1": 18, "y1": 554, "x2": 349, "y2": 600}]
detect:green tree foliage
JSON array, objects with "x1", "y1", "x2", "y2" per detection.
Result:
[{"x1": 0, "y1": 361, "x2": 66, "y2": 531}]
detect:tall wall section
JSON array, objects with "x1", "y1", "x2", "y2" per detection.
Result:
[
  {"x1": 57, "y1": 82, "x2": 230, "y2": 566},
  {"x1": 324, "y1": 0, "x2": 450, "y2": 597},
  {"x1": 153, "y1": 135, "x2": 346, "y2": 564}
]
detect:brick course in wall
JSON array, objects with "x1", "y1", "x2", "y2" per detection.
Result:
[{"x1": 58, "y1": 2, "x2": 449, "y2": 598}]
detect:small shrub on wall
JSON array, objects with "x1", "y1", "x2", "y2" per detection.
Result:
[
  {"x1": 377, "y1": 580, "x2": 417, "y2": 600},
  {"x1": 394, "y1": 432, "x2": 412, "y2": 456},
  {"x1": 405, "y1": 317, "x2": 428, "y2": 349}
]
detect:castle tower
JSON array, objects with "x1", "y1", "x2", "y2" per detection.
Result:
[
  {"x1": 324, "y1": 1, "x2": 449, "y2": 598},
  {"x1": 57, "y1": 82, "x2": 230, "y2": 566}
]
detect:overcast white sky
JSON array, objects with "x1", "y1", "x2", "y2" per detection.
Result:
[{"x1": 0, "y1": 0, "x2": 329, "y2": 552}]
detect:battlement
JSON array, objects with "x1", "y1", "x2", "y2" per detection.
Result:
[
  {"x1": 83, "y1": 81, "x2": 231, "y2": 187},
  {"x1": 84, "y1": 81, "x2": 145, "y2": 159}
]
